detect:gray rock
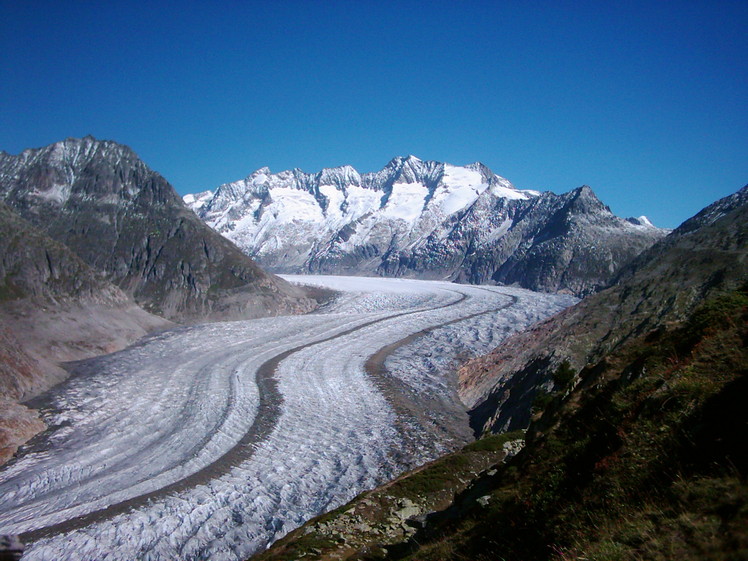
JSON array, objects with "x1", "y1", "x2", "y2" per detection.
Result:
[{"x1": 0, "y1": 137, "x2": 314, "y2": 323}]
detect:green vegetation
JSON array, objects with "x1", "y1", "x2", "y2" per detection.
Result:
[
  {"x1": 389, "y1": 454, "x2": 471, "y2": 498},
  {"x1": 551, "y1": 359, "x2": 576, "y2": 390},
  {"x1": 395, "y1": 287, "x2": 748, "y2": 560},
  {"x1": 461, "y1": 430, "x2": 525, "y2": 453},
  {"x1": 532, "y1": 388, "x2": 554, "y2": 413},
  {"x1": 531, "y1": 361, "x2": 577, "y2": 416},
  {"x1": 0, "y1": 278, "x2": 24, "y2": 301},
  {"x1": 255, "y1": 288, "x2": 747, "y2": 561}
]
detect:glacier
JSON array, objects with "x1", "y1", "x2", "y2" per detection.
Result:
[{"x1": 0, "y1": 276, "x2": 575, "y2": 560}]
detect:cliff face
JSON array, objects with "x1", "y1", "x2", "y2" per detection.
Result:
[
  {"x1": 459, "y1": 185, "x2": 748, "y2": 434},
  {"x1": 0, "y1": 137, "x2": 314, "y2": 322}
]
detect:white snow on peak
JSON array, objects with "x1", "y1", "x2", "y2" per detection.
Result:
[
  {"x1": 253, "y1": 166, "x2": 272, "y2": 176},
  {"x1": 380, "y1": 182, "x2": 429, "y2": 221},
  {"x1": 338, "y1": 184, "x2": 382, "y2": 221},
  {"x1": 31, "y1": 183, "x2": 72, "y2": 205},
  {"x1": 433, "y1": 164, "x2": 489, "y2": 215},
  {"x1": 183, "y1": 157, "x2": 541, "y2": 269},
  {"x1": 637, "y1": 215, "x2": 654, "y2": 227},
  {"x1": 318, "y1": 165, "x2": 361, "y2": 186},
  {"x1": 625, "y1": 215, "x2": 657, "y2": 228},
  {"x1": 268, "y1": 187, "x2": 324, "y2": 222},
  {"x1": 183, "y1": 190, "x2": 213, "y2": 211}
]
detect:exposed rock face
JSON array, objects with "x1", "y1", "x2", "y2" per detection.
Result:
[
  {"x1": 451, "y1": 185, "x2": 662, "y2": 295},
  {"x1": 187, "y1": 157, "x2": 665, "y2": 297},
  {"x1": 0, "y1": 202, "x2": 170, "y2": 398},
  {"x1": 0, "y1": 397, "x2": 45, "y2": 466},
  {"x1": 0, "y1": 201, "x2": 123, "y2": 308},
  {"x1": 0, "y1": 137, "x2": 314, "y2": 322},
  {"x1": 0, "y1": 202, "x2": 172, "y2": 464},
  {"x1": 460, "y1": 185, "x2": 748, "y2": 434}
]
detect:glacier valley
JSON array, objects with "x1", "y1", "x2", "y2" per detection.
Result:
[{"x1": 0, "y1": 276, "x2": 575, "y2": 561}]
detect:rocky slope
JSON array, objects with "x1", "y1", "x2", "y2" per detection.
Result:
[
  {"x1": 461, "y1": 184, "x2": 748, "y2": 434},
  {"x1": 0, "y1": 202, "x2": 171, "y2": 464},
  {"x1": 186, "y1": 157, "x2": 665, "y2": 297},
  {"x1": 0, "y1": 137, "x2": 314, "y2": 322},
  {"x1": 398, "y1": 287, "x2": 747, "y2": 560},
  {"x1": 253, "y1": 187, "x2": 748, "y2": 561}
]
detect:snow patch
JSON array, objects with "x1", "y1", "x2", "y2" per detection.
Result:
[
  {"x1": 380, "y1": 182, "x2": 428, "y2": 222},
  {"x1": 32, "y1": 183, "x2": 71, "y2": 205}
]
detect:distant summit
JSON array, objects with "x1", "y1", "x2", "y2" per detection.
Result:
[{"x1": 186, "y1": 158, "x2": 665, "y2": 297}]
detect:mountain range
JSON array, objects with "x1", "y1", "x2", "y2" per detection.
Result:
[
  {"x1": 460, "y1": 184, "x2": 748, "y2": 434},
  {"x1": 187, "y1": 156, "x2": 665, "y2": 297}
]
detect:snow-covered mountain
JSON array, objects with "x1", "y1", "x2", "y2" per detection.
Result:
[{"x1": 187, "y1": 156, "x2": 666, "y2": 296}]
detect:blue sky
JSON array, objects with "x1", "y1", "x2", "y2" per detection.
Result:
[{"x1": 1, "y1": 1, "x2": 746, "y2": 228}]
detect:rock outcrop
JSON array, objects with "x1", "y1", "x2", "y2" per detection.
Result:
[{"x1": 0, "y1": 137, "x2": 314, "y2": 322}]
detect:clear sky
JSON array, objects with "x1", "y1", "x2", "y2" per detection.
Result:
[{"x1": 1, "y1": 1, "x2": 746, "y2": 228}]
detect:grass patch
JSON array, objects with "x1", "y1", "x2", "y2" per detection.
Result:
[
  {"x1": 394, "y1": 288, "x2": 748, "y2": 561},
  {"x1": 462, "y1": 430, "x2": 525, "y2": 453}
]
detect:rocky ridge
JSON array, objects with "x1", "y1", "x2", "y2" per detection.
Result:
[
  {"x1": 461, "y1": 184, "x2": 748, "y2": 434},
  {"x1": 0, "y1": 137, "x2": 315, "y2": 322},
  {"x1": 187, "y1": 157, "x2": 666, "y2": 297}
]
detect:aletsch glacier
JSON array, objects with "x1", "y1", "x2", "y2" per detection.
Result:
[{"x1": 0, "y1": 276, "x2": 575, "y2": 561}]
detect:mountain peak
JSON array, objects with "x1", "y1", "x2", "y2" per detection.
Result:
[
  {"x1": 574, "y1": 184, "x2": 596, "y2": 196},
  {"x1": 626, "y1": 215, "x2": 655, "y2": 228},
  {"x1": 384, "y1": 154, "x2": 425, "y2": 168},
  {"x1": 0, "y1": 137, "x2": 314, "y2": 322},
  {"x1": 317, "y1": 164, "x2": 361, "y2": 187},
  {"x1": 249, "y1": 166, "x2": 272, "y2": 177},
  {"x1": 186, "y1": 157, "x2": 666, "y2": 296}
]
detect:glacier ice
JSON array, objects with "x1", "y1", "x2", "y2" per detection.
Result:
[{"x1": 0, "y1": 276, "x2": 575, "y2": 560}]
